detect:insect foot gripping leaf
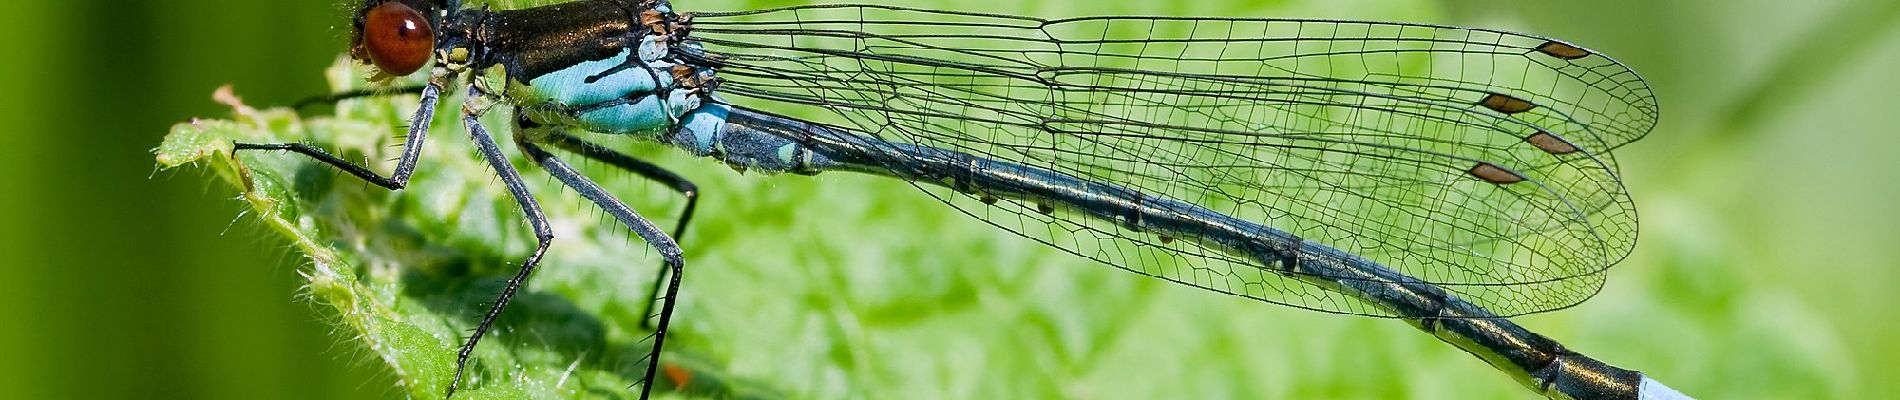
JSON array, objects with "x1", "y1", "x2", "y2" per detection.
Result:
[{"x1": 155, "y1": 59, "x2": 776, "y2": 400}]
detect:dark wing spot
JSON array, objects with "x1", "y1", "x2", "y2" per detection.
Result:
[
  {"x1": 1468, "y1": 163, "x2": 1527, "y2": 184},
  {"x1": 1536, "y1": 40, "x2": 1593, "y2": 60},
  {"x1": 1480, "y1": 93, "x2": 1537, "y2": 114},
  {"x1": 1526, "y1": 131, "x2": 1581, "y2": 154}
]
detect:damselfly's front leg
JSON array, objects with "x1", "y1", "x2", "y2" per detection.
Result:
[
  {"x1": 518, "y1": 127, "x2": 687, "y2": 400},
  {"x1": 234, "y1": 83, "x2": 442, "y2": 189}
]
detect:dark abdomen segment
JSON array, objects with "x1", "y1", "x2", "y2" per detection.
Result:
[{"x1": 679, "y1": 104, "x2": 1647, "y2": 400}]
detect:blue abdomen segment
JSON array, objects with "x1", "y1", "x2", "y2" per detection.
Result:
[
  {"x1": 673, "y1": 102, "x2": 728, "y2": 155},
  {"x1": 664, "y1": 103, "x2": 812, "y2": 173}
]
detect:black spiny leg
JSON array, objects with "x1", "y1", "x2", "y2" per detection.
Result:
[
  {"x1": 517, "y1": 128, "x2": 686, "y2": 400},
  {"x1": 293, "y1": 85, "x2": 429, "y2": 111},
  {"x1": 445, "y1": 87, "x2": 557, "y2": 398},
  {"x1": 538, "y1": 129, "x2": 698, "y2": 331},
  {"x1": 234, "y1": 83, "x2": 442, "y2": 189}
]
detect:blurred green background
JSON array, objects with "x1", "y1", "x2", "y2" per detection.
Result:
[{"x1": 3, "y1": 0, "x2": 1896, "y2": 398}]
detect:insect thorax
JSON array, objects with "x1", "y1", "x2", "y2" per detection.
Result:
[{"x1": 481, "y1": 0, "x2": 717, "y2": 138}]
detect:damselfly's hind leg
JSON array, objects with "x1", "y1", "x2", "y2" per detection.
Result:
[
  {"x1": 234, "y1": 83, "x2": 442, "y2": 189},
  {"x1": 515, "y1": 125, "x2": 687, "y2": 400},
  {"x1": 443, "y1": 85, "x2": 557, "y2": 398},
  {"x1": 535, "y1": 127, "x2": 699, "y2": 332}
]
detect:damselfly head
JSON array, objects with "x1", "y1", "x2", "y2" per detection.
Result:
[{"x1": 351, "y1": 0, "x2": 441, "y2": 77}]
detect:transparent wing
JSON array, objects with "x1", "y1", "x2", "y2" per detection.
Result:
[{"x1": 682, "y1": 4, "x2": 1657, "y2": 316}]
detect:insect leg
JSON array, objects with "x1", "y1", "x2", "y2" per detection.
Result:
[
  {"x1": 443, "y1": 88, "x2": 555, "y2": 399},
  {"x1": 518, "y1": 128, "x2": 686, "y2": 400},
  {"x1": 234, "y1": 83, "x2": 442, "y2": 190},
  {"x1": 536, "y1": 128, "x2": 698, "y2": 332},
  {"x1": 292, "y1": 85, "x2": 429, "y2": 110}
]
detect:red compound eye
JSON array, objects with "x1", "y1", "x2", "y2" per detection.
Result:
[{"x1": 360, "y1": 2, "x2": 434, "y2": 76}]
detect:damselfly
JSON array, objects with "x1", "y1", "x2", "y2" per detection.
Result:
[{"x1": 235, "y1": 0, "x2": 1685, "y2": 398}]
